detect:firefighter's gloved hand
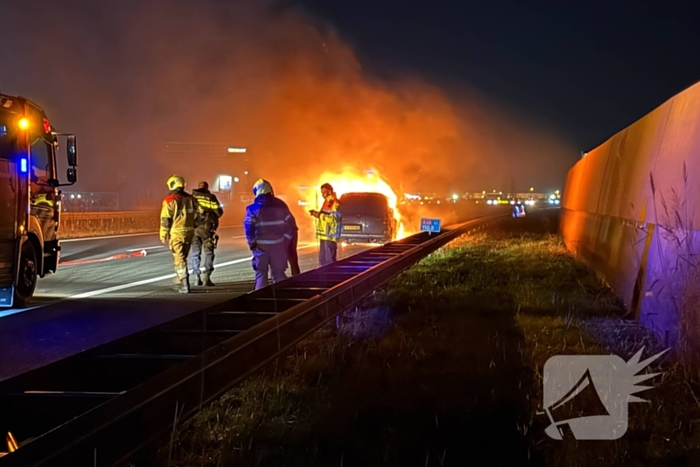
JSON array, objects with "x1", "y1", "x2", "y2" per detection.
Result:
[{"x1": 248, "y1": 241, "x2": 258, "y2": 252}]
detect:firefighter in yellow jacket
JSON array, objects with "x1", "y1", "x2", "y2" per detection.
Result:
[
  {"x1": 309, "y1": 183, "x2": 342, "y2": 266},
  {"x1": 159, "y1": 174, "x2": 197, "y2": 293}
]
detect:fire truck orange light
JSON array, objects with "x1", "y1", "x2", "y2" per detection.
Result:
[{"x1": 17, "y1": 118, "x2": 30, "y2": 130}]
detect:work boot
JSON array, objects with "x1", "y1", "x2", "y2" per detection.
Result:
[
  {"x1": 194, "y1": 274, "x2": 203, "y2": 286},
  {"x1": 202, "y1": 272, "x2": 215, "y2": 287},
  {"x1": 178, "y1": 277, "x2": 190, "y2": 294}
]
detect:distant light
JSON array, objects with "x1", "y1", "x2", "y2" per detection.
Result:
[
  {"x1": 0, "y1": 125, "x2": 6, "y2": 136},
  {"x1": 227, "y1": 147, "x2": 246, "y2": 153},
  {"x1": 529, "y1": 187, "x2": 534, "y2": 192},
  {"x1": 234, "y1": 177, "x2": 240, "y2": 182},
  {"x1": 77, "y1": 194, "x2": 82, "y2": 199},
  {"x1": 451, "y1": 194, "x2": 458, "y2": 200},
  {"x1": 18, "y1": 118, "x2": 30, "y2": 130},
  {"x1": 20, "y1": 158, "x2": 27, "y2": 173},
  {"x1": 218, "y1": 175, "x2": 233, "y2": 191},
  {"x1": 244, "y1": 171, "x2": 249, "y2": 175}
]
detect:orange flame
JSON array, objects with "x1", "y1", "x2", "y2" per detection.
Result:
[{"x1": 301, "y1": 168, "x2": 411, "y2": 240}]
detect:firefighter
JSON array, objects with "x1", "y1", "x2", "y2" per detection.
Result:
[
  {"x1": 288, "y1": 224, "x2": 301, "y2": 276},
  {"x1": 309, "y1": 182, "x2": 341, "y2": 266},
  {"x1": 244, "y1": 179, "x2": 297, "y2": 290},
  {"x1": 159, "y1": 174, "x2": 197, "y2": 293},
  {"x1": 270, "y1": 185, "x2": 301, "y2": 276},
  {"x1": 191, "y1": 181, "x2": 224, "y2": 286}
]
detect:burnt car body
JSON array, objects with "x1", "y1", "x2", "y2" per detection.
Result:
[{"x1": 339, "y1": 192, "x2": 397, "y2": 244}]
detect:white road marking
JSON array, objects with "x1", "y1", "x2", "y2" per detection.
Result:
[
  {"x1": 67, "y1": 246, "x2": 316, "y2": 300},
  {"x1": 70, "y1": 256, "x2": 254, "y2": 299},
  {"x1": 0, "y1": 305, "x2": 43, "y2": 318},
  {"x1": 61, "y1": 232, "x2": 159, "y2": 243},
  {"x1": 0, "y1": 242, "x2": 320, "y2": 318},
  {"x1": 126, "y1": 246, "x2": 164, "y2": 252},
  {"x1": 61, "y1": 225, "x2": 243, "y2": 243}
]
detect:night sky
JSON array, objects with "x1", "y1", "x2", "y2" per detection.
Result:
[
  {"x1": 2, "y1": 0, "x2": 699, "y2": 196},
  {"x1": 295, "y1": 0, "x2": 700, "y2": 150}
]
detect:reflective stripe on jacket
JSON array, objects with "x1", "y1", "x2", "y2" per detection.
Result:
[
  {"x1": 192, "y1": 189, "x2": 224, "y2": 218},
  {"x1": 160, "y1": 189, "x2": 197, "y2": 241},
  {"x1": 315, "y1": 195, "x2": 341, "y2": 242},
  {"x1": 244, "y1": 194, "x2": 297, "y2": 249},
  {"x1": 192, "y1": 188, "x2": 223, "y2": 236}
]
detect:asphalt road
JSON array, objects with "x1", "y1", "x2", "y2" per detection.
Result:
[{"x1": 0, "y1": 226, "x2": 369, "y2": 381}]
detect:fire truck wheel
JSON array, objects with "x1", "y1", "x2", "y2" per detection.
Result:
[{"x1": 15, "y1": 241, "x2": 38, "y2": 308}]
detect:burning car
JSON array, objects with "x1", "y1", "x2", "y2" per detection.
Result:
[{"x1": 339, "y1": 192, "x2": 397, "y2": 244}]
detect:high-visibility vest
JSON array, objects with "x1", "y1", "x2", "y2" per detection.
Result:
[{"x1": 315, "y1": 195, "x2": 341, "y2": 242}]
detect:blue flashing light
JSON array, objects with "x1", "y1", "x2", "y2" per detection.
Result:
[
  {"x1": 20, "y1": 158, "x2": 27, "y2": 173},
  {"x1": 0, "y1": 125, "x2": 6, "y2": 137}
]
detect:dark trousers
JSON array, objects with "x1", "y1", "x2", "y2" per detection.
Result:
[
  {"x1": 319, "y1": 240, "x2": 338, "y2": 266},
  {"x1": 288, "y1": 233, "x2": 301, "y2": 276},
  {"x1": 191, "y1": 234, "x2": 215, "y2": 275},
  {"x1": 253, "y1": 244, "x2": 288, "y2": 290}
]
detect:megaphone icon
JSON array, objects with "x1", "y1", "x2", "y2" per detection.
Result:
[{"x1": 544, "y1": 368, "x2": 609, "y2": 439}]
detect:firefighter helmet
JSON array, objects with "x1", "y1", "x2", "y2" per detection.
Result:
[
  {"x1": 167, "y1": 174, "x2": 185, "y2": 190},
  {"x1": 252, "y1": 179, "x2": 273, "y2": 197}
]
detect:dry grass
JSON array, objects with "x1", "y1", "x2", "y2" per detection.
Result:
[{"x1": 166, "y1": 213, "x2": 700, "y2": 466}]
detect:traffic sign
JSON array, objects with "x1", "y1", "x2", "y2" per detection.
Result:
[{"x1": 420, "y1": 218, "x2": 441, "y2": 234}]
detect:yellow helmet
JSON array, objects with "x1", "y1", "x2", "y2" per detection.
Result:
[
  {"x1": 167, "y1": 174, "x2": 185, "y2": 190},
  {"x1": 252, "y1": 179, "x2": 273, "y2": 196}
]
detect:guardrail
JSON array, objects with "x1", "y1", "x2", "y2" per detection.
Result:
[
  {"x1": 59, "y1": 211, "x2": 243, "y2": 238},
  {"x1": 60, "y1": 211, "x2": 158, "y2": 238},
  {"x1": 0, "y1": 212, "x2": 510, "y2": 466},
  {"x1": 56, "y1": 203, "x2": 502, "y2": 239}
]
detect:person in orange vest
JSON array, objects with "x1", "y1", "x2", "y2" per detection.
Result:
[{"x1": 309, "y1": 183, "x2": 341, "y2": 266}]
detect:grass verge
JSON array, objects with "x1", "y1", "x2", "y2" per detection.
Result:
[{"x1": 167, "y1": 212, "x2": 700, "y2": 466}]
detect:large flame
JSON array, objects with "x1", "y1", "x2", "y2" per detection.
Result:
[{"x1": 298, "y1": 168, "x2": 410, "y2": 241}]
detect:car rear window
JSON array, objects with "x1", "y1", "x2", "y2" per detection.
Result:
[{"x1": 340, "y1": 194, "x2": 388, "y2": 213}]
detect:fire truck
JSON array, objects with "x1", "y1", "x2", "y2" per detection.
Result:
[{"x1": 0, "y1": 94, "x2": 78, "y2": 308}]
